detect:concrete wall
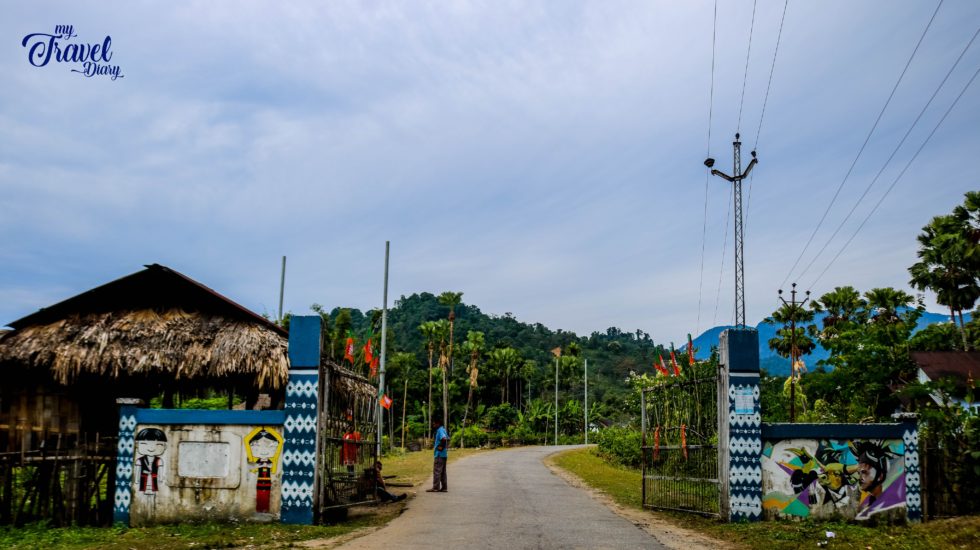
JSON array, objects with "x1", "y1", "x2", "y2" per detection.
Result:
[{"x1": 129, "y1": 423, "x2": 284, "y2": 525}]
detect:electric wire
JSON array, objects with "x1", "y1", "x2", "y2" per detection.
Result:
[
  {"x1": 737, "y1": 0, "x2": 759, "y2": 132},
  {"x1": 796, "y1": 26, "x2": 980, "y2": 283},
  {"x1": 780, "y1": 0, "x2": 945, "y2": 288},
  {"x1": 696, "y1": 0, "x2": 719, "y2": 335},
  {"x1": 745, "y1": 0, "x2": 789, "y2": 232},
  {"x1": 809, "y1": 63, "x2": 980, "y2": 290}
]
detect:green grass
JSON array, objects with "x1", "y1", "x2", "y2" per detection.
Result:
[
  {"x1": 0, "y1": 519, "x2": 383, "y2": 550},
  {"x1": 0, "y1": 447, "x2": 491, "y2": 550},
  {"x1": 552, "y1": 447, "x2": 980, "y2": 550}
]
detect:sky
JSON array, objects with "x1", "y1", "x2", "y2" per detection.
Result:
[{"x1": 1, "y1": 1, "x2": 978, "y2": 345}]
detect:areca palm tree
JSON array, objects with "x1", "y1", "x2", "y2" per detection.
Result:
[
  {"x1": 460, "y1": 331, "x2": 485, "y2": 431},
  {"x1": 418, "y1": 321, "x2": 441, "y2": 441},
  {"x1": 432, "y1": 319, "x2": 451, "y2": 429},
  {"x1": 438, "y1": 291, "x2": 464, "y2": 375},
  {"x1": 487, "y1": 347, "x2": 521, "y2": 405}
]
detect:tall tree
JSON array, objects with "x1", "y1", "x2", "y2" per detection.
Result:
[
  {"x1": 910, "y1": 209, "x2": 980, "y2": 349},
  {"x1": 418, "y1": 321, "x2": 440, "y2": 440},
  {"x1": 488, "y1": 347, "x2": 521, "y2": 405},
  {"x1": 438, "y1": 291, "x2": 464, "y2": 375},
  {"x1": 460, "y1": 331, "x2": 485, "y2": 444},
  {"x1": 433, "y1": 319, "x2": 451, "y2": 428}
]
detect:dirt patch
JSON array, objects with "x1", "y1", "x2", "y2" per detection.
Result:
[{"x1": 544, "y1": 455, "x2": 735, "y2": 550}]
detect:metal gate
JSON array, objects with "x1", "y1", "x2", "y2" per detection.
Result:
[{"x1": 641, "y1": 375, "x2": 720, "y2": 517}]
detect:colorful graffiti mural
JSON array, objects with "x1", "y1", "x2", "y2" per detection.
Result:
[{"x1": 762, "y1": 438, "x2": 907, "y2": 520}]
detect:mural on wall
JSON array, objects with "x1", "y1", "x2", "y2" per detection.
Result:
[
  {"x1": 135, "y1": 428, "x2": 168, "y2": 495},
  {"x1": 762, "y1": 438, "x2": 906, "y2": 520},
  {"x1": 245, "y1": 426, "x2": 284, "y2": 513}
]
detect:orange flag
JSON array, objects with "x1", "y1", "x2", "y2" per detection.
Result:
[
  {"x1": 344, "y1": 337, "x2": 355, "y2": 363},
  {"x1": 370, "y1": 356, "x2": 379, "y2": 378},
  {"x1": 380, "y1": 394, "x2": 393, "y2": 410},
  {"x1": 670, "y1": 350, "x2": 680, "y2": 376},
  {"x1": 654, "y1": 357, "x2": 669, "y2": 376},
  {"x1": 688, "y1": 334, "x2": 695, "y2": 366},
  {"x1": 363, "y1": 339, "x2": 373, "y2": 365}
]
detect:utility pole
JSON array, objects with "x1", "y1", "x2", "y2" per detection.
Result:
[
  {"x1": 778, "y1": 283, "x2": 809, "y2": 423},
  {"x1": 705, "y1": 133, "x2": 758, "y2": 328},
  {"x1": 377, "y1": 241, "x2": 390, "y2": 458},
  {"x1": 278, "y1": 256, "x2": 286, "y2": 325},
  {"x1": 584, "y1": 358, "x2": 588, "y2": 445},
  {"x1": 554, "y1": 353, "x2": 559, "y2": 446}
]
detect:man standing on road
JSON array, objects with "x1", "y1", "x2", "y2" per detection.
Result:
[{"x1": 426, "y1": 419, "x2": 448, "y2": 492}]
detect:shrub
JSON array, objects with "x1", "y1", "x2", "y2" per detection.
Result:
[{"x1": 593, "y1": 426, "x2": 642, "y2": 468}]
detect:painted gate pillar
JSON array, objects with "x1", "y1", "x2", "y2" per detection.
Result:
[
  {"x1": 112, "y1": 404, "x2": 138, "y2": 524},
  {"x1": 894, "y1": 412, "x2": 922, "y2": 522},
  {"x1": 718, "y1": 329, "x2": 762, "y2": 521},
  {"x1": 280, "y1": 315, "x2": 321, "y2": 524}
]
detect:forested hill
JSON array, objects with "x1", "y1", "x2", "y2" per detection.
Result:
[{"x1": 317, "y1": 292, "x2": 678, "y2": 411}]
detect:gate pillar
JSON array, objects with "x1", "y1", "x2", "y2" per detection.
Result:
[
  {"x1": 718, "y1": 329, "x2": 762, "y2": 522},
  {"x1": 280, "y1": 315, "x2": 321, "y2": 525}
]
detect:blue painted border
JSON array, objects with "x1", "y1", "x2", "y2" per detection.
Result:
[
  {"x1": 133, "y1": 409, "x2": 287, "y2": 425},
  {"x1": 762, "y1": 423, "x2": 904, "y2": 440}
]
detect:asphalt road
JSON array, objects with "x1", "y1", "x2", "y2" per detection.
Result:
[{"x1": 339, "y1": 446, "x2": 667, "y2": 550}]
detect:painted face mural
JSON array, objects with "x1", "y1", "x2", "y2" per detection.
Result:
[
  {"x1": 762, "y1": 439, "x2": 905, "y2": 520},
  {"x1": 134, "y1": 428, "x2": 167, "y2": 495},
  {"x1": 245, "y1": 426, "x2": 284, "y2": 514}
]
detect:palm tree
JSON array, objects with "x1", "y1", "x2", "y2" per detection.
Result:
[
  {"x1": 811, "y1": 286, "x2": 865, "y2": 332},
  {"x1": 432, "y1": 319, "x2": 451, "y2": 429},
  {"x1": 460, "y1": 331, "x2": 485, "y2": 448},
  {"x1": 487, "y1": 348, "x2": 521, "y2": 405},
  {"x1": 418, "y1": 321, "x2": 440, "y2": 441},
  {"x1": 864, "y1": 287, "x2": 915, "y2": 324},
  {"x1": 910, "y1": 213, "x2": 980, "y2": 349},
  {"x1": 438, "y1": 291, "x2": 464, "y2": 375}
]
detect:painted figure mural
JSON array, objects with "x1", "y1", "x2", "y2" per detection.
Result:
[
  {"x1": 135, "y1": 428, "x2": 168, "y2": 495},
  {"x1": 762, "y1": 438, "x2": 906, "y2": 520},
  {"x1": 245, "y1": 426, "x2": 284, "y2": 513}
]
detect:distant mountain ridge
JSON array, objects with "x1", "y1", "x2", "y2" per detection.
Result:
[{"x1": 686, "y1": 309, "x2": 967, "y2": 376}]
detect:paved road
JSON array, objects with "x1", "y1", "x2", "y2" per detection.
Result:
[{"x1": 339, "y1": 446, "x2": 667, "y2": 550}]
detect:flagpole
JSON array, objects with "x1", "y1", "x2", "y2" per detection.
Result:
[
  {"x1": 377, "y1": 241, "x2": 390, "y2": 459},
  {"x1": 584, "y1": 358, "x2": 588, "y2": 445}
]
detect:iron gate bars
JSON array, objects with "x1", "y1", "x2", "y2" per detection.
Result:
[{"x1": 641, "y1": 375, "x2": 720, "y2": 517}]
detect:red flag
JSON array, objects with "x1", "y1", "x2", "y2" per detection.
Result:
[
  {"x1": 363, "y1": 339, "x2": 373, "y2": 365},
  {"x1": 344, "y1": 337, "x2": 355, "y2": 363},
  {"x1": 688, "y1": 334, "x2": 695, "y2": 366},
  {"x1": 654, "y1": 356, "x2": 669, "y2": 376},
  {"x1": 670, "y1": 350, "x2": 680, "y2": 376},
  {"x1": 370, "y1": 356, "x2": 379, "y2": 378},
  {"x1": 380, "y1": 394, "x2": 393, "y2": 410}
]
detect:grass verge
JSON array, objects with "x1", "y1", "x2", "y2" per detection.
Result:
[
  {"x1": 0, "y1": 447, "x2": 488, "y2": 550},
  {"x1": 551, "y1": 447, "x2": 980, "y2": 550}
]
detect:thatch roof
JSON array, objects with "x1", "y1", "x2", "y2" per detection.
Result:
[
  {"x1": 0, "y1": 265, "x2": 289, "y2": 390},
  {"x1": 0, "y1": 309, "x2": 288, "y2": 389}
]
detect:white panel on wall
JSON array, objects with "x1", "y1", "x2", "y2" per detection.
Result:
[{"x1": 178, "y1": 442, "x2": 230, "y2": 478}]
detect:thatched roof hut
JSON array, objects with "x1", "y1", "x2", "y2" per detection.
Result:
[{"x1": 0, "y1": 264, "x2": 289, "y2": 453}]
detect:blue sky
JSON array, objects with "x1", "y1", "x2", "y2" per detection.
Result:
[{"x1": 1, "y1": 1, "x2": 978, "y2": 344}]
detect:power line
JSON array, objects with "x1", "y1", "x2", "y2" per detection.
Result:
[
  {"x1": 796, "y1": 26, "x2": 980, "y2": 282},
  {"x1": 780, "y1": 0, "x2": 945, "y2": 288},
  {"x1": 737, "y1": 0, "x2": 759, "y2": 133},
  {"x1": 696, "y1": 0, "x2": 719, "y2": 335},
  {"x1": 809, "y1": 64, "x2": 980, "y2": 290},
  {"x1": 746, "y1": 0, "x2": 790, "y2": 232}
]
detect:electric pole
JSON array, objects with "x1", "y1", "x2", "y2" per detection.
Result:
[
  {"x1": 777, "y1": 283, "x2": 809, "y2": 422},
  {"x1": 705, "y1": 133, "x2": 758, "y2": 328}
]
